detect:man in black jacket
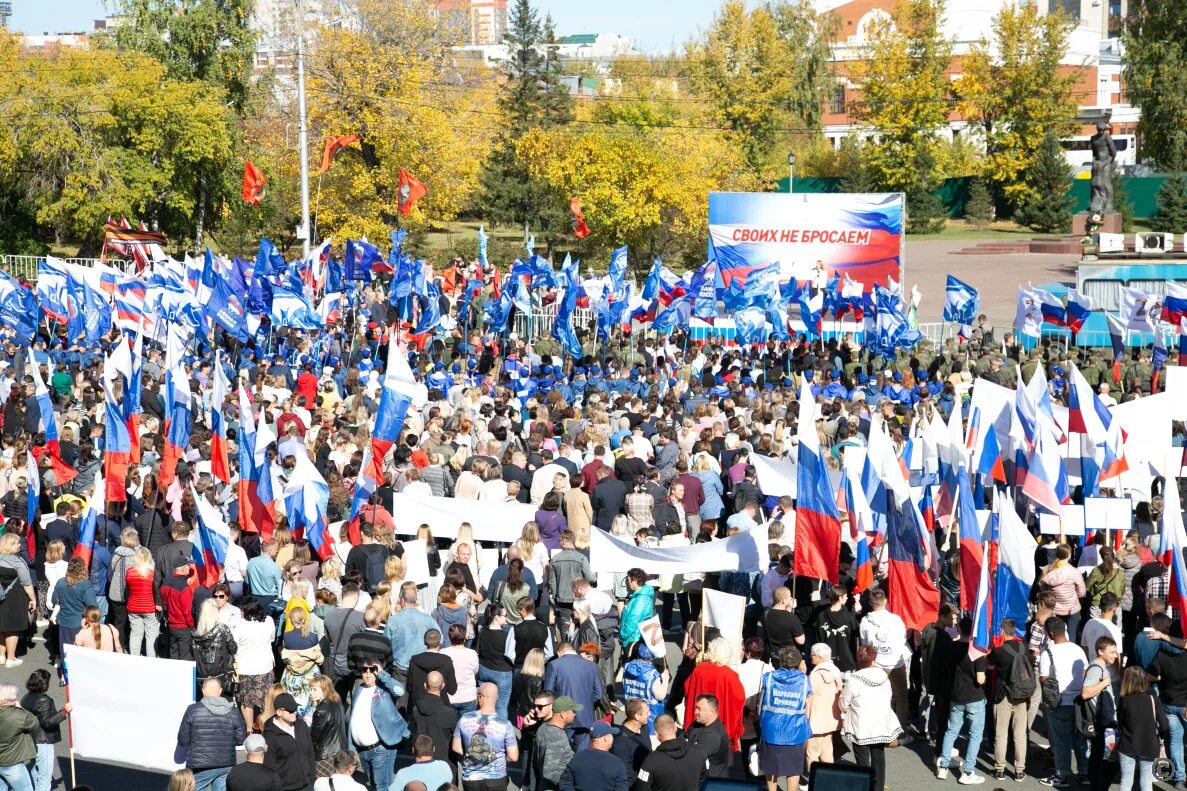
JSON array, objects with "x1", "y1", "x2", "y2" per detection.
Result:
[
  {"x1": 262, "y1": 693, "x2": 315, "y2": 791},
  {"x1": 406, "y1": 629, "x2": 457, "y2": 711},
  {"x1": 227, "y1": 734, "x2": 282, "y2": 791},
  {"x1": 686, "y1": 694, "x2": 729, "y2": 778},
  {"x1": 591, "y1": 467, "x2": 627, "y2": 532},
  {"x1": 177, "y1": 678, "x2": 248, "y2": 789},
  {"x1": 411, "y1": 670, "x2": 459, "y2": 765},
  {"x1": 636, "y1": 715, "x2": 706, "y2": 791}
]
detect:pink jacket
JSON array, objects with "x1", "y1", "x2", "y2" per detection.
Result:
[
  {"x1": 807, "y1": 662, "x2": 843, "y2": 735},
  {"x1": 1041, "y1": 564, "x2": 1086, "y2": 616}
]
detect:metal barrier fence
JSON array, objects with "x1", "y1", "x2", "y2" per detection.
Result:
[
  {"x1": 512, "y1": 305, "x2": 592, "y2": 340},
  {"x1": 1, "y1": 255, "x2": 132, "y2": 280}
]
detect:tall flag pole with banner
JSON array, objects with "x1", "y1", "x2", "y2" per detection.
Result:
[
  {"x1": 1106, "y1": 313, "x2": 1127, "y2": 383},
  {"x1": 793, "y1": 383, "x2": 841, "y2": 583},
  {"x1": 102, "y1": 342, "x2": 133, "y2": 503},
  {"x1": 994, "y1": 490, "x2": 1035, "y2": 636},
  {"x1": 396, "y1": 169, "x2": 427, "y2": 217},
  {"x1": 159, "y1": 325, "x2": 192, "y2": 488},
  {"x1": 570, "y1": 197, "x2": 591, "y2": 239},
  {"x1": 25, "y1": 451, "x2": 39, "y2": 559},
  {"x1": 191, "y1": 486, "x2": 231, "y2": 588},
  {"x1": 1158, "y1": 472, "x2": 1187, "y2": 616},
  {"x1": 943, "y1": 275, "x2": 979, "y2": 337},
  {"x1": 236, "y1": 387, "x2": 275, "y2": 542},
  {"x1": 283, "y1": 454, "x2": 334, "y2": 559},
  {"x1": 209, "y1": 352, "x2": 230, "y2": 484},
  {"x1": 366, "y1": 339, "x2": 418, "y2": 484},
  {"x1": 72, "y1": 475, "x2": 105, "y2": 569},
  {"x1": 318, "y1": 134, "x2": 360, "y2": 175},
  {"x1": 127, "y1": 327, "x2": 144, "y2": 463}
]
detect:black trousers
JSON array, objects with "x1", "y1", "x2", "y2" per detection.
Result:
[
  {"x1": 854, "y1": 743, "x2": 886, "y2": 791},
  {"x1": 169, "y1": 627, "x2": 193, "y2": 661}
]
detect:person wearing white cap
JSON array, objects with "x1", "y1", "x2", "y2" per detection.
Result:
[{"x1": 226, "y1": 733, "x2": 282, "y2": 791}]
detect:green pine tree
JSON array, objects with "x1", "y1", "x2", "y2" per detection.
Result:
[
  {"x1": 1156, "y1": 173, "x2": 1187, "y2": 234},
  {"x1": 964, "y1": 178, "x2": 994, "y2": 229},
  {"x1": 905, "y1": 144, "x2": 946, "y2": 234},
  {"x1": 838, "y1": 137, "x2": 881, "y2": 193},
  {"x1": 478, "y1": 0, "x2": 574, "y2": 236},
  {"x1": 1014, "y1": 131, "x2": 1075, "y2": 233}
]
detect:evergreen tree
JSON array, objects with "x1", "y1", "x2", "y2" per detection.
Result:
[
  {"x1": 1112, "y1": 168, "x2": 1135, "y2": 233},
  {"x1": 1155, "y1": 173, "x2": 1187, "y2": 234},
  {"x1": 964, "y1": 178, "x2": 994, "y2": 229},
  {"x1": 479, "y1": 0, "x2": 574, "y2": 235},
  {"x1": 905, "y1": 144, "x2": 946, "y2": 234},
  {"x1": 1014, "y1": 131, "x2": 1074, "y2": 233},
  {"x1": 838, "y1": 138, "x2": 881, "y2": 193}
]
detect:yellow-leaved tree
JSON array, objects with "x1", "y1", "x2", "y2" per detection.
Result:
[
  {"x1": 306, "y1": 0, "x2": 496, "y2": 243},
  {"x1": 954, "y1": 3, "x2": 1077, "y2": 207}
]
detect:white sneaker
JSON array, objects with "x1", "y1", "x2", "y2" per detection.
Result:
[
  {"x1": 958, "y1": 772, "x2": 986, "y2": 785},
  {"x1": 5, "y1": 659, "x2": 23, "y2": 669},
  {"x1": 951, "y1": 747, "x2": 960, "y2": 759},
  {"x1": 35, "y1": 619, "x2": 47, "y2": 628},
  {"x1": 936, "y1": 766, "x2": 949, "y2": 780}
]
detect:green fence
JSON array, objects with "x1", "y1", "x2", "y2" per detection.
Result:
[{"x1": 775, "y1": 175, "x2": 1168, "y2": 220}]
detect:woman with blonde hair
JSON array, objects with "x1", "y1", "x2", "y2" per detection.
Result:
[
  {"x1": 168, "y1": 769, "x2": 196, "y2": 791},
  {"x1": 308, "y1": 675, "x2": 346, "y2": 777},
  {"x1": 562, "y1": 473, "x2": 593, "y2": 550},
  {"x1": 454, "y1": 458, "x2": 486, "y2": 500},
  {"x1": 0, "y1": 532, "x2": 33, "y2": 668},
  {"x1": 39, "y1": 540, "x2": 68, "y2": 621},
  {"x1": 317, "y1": 556, "x2": 343, "y2": 600},
  {"x1": 371, "y1": 581, "x2": 394, "y2": 623},
  {"x1": 73, "y1": 605, "x2": 122, "y2": 652},
  {"x1": 384, "y1": 554, "x2": 407, "y2": 586},
  {"x1": 511, "y1": 648, "x2": 547, "y2": 728},
  {"x1": 448, "y1": 524, "x2": 482, "y2": 587},
  {"x1": 125, "y1": 546, "x2": 158, "y2": 657},
  {"x1": 272, "y1": 526, "x2": 294, "y2": 568},
  {"x1": 255, "y1": 682, "x2": 287, "y2": 733},
  {"x1": 515, "y1": 522, "x2": 549, "y2": 584},
  {"x1": 281, "y1": 607, "x2": 323, "y2": 718},
  {"x1": 192, "y1": 598, "x2": 237, "y2": 689}
]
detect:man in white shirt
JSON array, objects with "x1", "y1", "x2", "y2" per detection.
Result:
[
  {"x1": 222, "y1": 526, "x2": 249, "y2": 599},
  {"x1": 1080, "y1": 592, "x2": 1123, "y2": 663},
  {"x1": 572, "y1": 577, "x2": 613, "y2": 617},
  {"x1": 1038, "y1": 616, "x2": 1088, "y2": 787},
  {"x1": 859, "y1": 588, "x2": 912, "y2": 743},
  {"x1": 530, "y1": 450, "x2": 569, "y2": 505}
]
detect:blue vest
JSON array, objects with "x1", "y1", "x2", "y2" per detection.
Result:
[
  {"x1": 758, "y1": 668, "x2": 812, "y2": 746},
  {"x1": 622, "y1": 659, "x2": 664, "y2": 732}
]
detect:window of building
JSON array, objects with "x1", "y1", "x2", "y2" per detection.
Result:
[{"x1": 829, "y1": 85, "x2": 846, "y2": 115}]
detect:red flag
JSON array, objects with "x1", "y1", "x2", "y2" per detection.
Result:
[
  {"x1": 241, "y1": 161, "x2": 266, "y2": 205},
  {"x1": 570, "y1": 196, "x2": 590, "y2": 239},
  {"x1": 318, "y1": 134, "x2": 360, "y2": 175},
  {"x1": 491, "y1": 267, "x2": 502, "y2": 299},
  {"x1": 397, "y1": 169, "x2": 427, "y2": 216}
]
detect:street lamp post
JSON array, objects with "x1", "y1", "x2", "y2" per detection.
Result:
[{"x1": 788, "y1": 152, "x2": 796, "y2": 194}]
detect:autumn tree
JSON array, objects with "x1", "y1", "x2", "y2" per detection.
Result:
[
  {"x1": 306, "y1": 0, "x2": 494, "y2": 242},
  {"x1": 478, "y1": 0, "x2": 574, "y2": 239},
  {"x1": 849, "y1": 0, "x2": 953, "y2": 231},
  {"x1": 954, "y1": 3, "x2": 1076, "y2": 207},
  {"x1": 0, "y1": 34, "x2": 235, "y2": 248},
  {"x1": 685, "y1": 0, "x2": 836, "y2": 179},
  {"x1": 1125, "y1": 0, "x2": 1187, "y2": 169}
]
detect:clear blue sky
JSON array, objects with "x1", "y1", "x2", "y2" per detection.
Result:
[{"x1": 9, "y1": 0, "x2": 723, "y2": 53}]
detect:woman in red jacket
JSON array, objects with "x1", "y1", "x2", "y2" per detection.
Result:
[
  {"x1": 125, "y1": 547, "x2": 159, "y2": 657},
  {"x1": 682, "y1": 636, "x2": 746, "y2": 750}
]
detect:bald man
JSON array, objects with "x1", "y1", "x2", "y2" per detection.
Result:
[
  {"x1": 391, "y1": 735, "x2": 452, "y2": 791},
  {"x1": 411, "y1": 670, "x2": 459, "y2": 765},
  {"x1": 635, "y1": 715, "x2": 707, "y2": 791},
  {"x1": 452, "y1": 682, "x2": 519, "y2": 788}
]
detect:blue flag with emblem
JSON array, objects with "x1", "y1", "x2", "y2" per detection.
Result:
[{"x1": 943, "y1": 274, "x2": 979, "y2": 326}]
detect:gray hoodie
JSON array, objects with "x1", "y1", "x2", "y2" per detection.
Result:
[{"x1": 107, "y1": 545, "x2": 138, "y2": 603}]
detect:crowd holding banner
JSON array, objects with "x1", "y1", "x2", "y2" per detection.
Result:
[{"x1": 0, "y1": 220, "x2": 1184, "y2": 791}]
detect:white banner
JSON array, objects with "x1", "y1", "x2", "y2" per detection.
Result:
[
  {"x1": 590, "y1": 523, "x2": 764, "y2": 574},
  {"x1": 702, "y1": 588, "x2": 747, "y2": 667},
  {"x1": 637, "y1": 615, "x2": 667, "y2": 657},
  {"x1": 65, "y1": 644, "x2": 197, "y2": 773},
  {"x1": 387, "y1": 494, "x2": 535, "y2": 543},
  {"x1": 752, "y1": 454, "x2": 796, "y2": 499}
]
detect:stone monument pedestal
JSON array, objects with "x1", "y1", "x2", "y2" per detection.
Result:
[{"x1": 1072, "y1": 211, "x2": 1122, "y2": 237}]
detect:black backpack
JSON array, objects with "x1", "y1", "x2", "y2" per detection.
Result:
[
  {"x1": 1040, "y1": 648, "x2": 1061, "y2": 710},
  {"x1": 363, "y1": 547, "x2": 388, "y2": 593},
  {"x1": 1001, "y1": 642, "x2": 1037, "y2": 704}
]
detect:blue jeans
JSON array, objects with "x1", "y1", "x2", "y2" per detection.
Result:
[
  {"x1": 452, "y1": 700, "x2": 477, "y2": 717},
  {"x1": 1119, "y1": 753, "x2": 1154, "y2": 791},
  {"x1": 1048, "y1": 704, "x2": 1088, "y2": 778},
  {"x1": 357, "y1": 742, "x2": 396, "y2": 791},
  {"x1": 30, "y1": 745, "x2": 52, "y2": 791},
  {"x1": 1166, "y1": 704, "x2": 1187, "y2": 782},
  {"x1": 0, "y1": 763, "x2": 33, "y2": 791},
  {"x1": 477, "y1": 666, "x2": 512, "y2": 721},
  {"x1": 192, "y1": 766, "x2": 230, "y2": 791},
  {"x1": 938, "y1": 699, "x2": 985, "y2": 775}
]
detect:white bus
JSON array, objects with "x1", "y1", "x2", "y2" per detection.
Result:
[{"x1": 1060, "y1": 134, "x2": 1137, "y2": 170}]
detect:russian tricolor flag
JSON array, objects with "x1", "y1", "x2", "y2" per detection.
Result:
[
  {"x1": 1158, "y1": 473, "x2": 1187, "y2": 617},
  {"x1": 1021, "y1": 427, "x2": 1069, "y2": 514},
  {"x1": 1107, "y1": 313, "x2": 1127, "y2": 383},
  {"x1": 236, "y1": 387, "x2": 275, "y2": 541},
  {"x1": 994, "y1": 490, "x2": 1035, "y2": 637},
  {"x1": 1068, "y1": 363, "x2": 1127, "y2": 482},
  {"x1": 283, "y1": 454, "x2": 334, "y2": 560},
  {"x1": 970, "y1": 509, "x2": 994, "y2": 659},
  {"x1": 348, "y1": 446, "x2": 377, "y2": 546},
  {"x1": 885, "y1": 483, "x2": 940, "y2": 631},
  {"x1": 209, "y1": 352, "x2": 230, "y2": 484},
  {"x1": 367, "y1": 340, "x2": 417, "y2": 483},
  {"x1": 25, "y1": 452, "x2": 39, "y2": 559},
  {"x1": 127, "y1": 328, "x2": 143, "y2": 464},
  {"x1": 793, "y1": 383, "x2": 841, "y2": 584},
  {"x1": 114, "y1": 277, "x2": 147, "y2": 331},
  {"x1": 72, "y1": 474, "x2": 105, "y2": 569},
  {"x1": 191, "y1": 485, "x2": 231, "y2": 588},
  {"x1": 1066, "y1": 288, "x2": 1093, "y2": 334},
  {"x1": 1033, "y1": 287, "x2": 1067, "y2": 326},
  {"x1": 1162, "y1": 282, "x2": 1187, "y2": 326},
  {"x1": 957, "y1": 468, "x2": 983, "y2": 612},
  {"x1": 160, "y1": 326, "x2": 192, "y2": 488},
  {"x1": 102, "y1": 343, "x2": 133, "y2": 502}
]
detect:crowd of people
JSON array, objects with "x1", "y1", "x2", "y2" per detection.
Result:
[{"x1": 0, "y1": 280, "x2": 1176, "y2": 791}]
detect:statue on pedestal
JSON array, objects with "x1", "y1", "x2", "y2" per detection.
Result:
[{"x1": 1089, "y1": 120, "x2": 1116, "y2": 214}]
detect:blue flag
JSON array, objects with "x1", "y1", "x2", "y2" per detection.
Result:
[
  {"x1": 206, "y1": 278, "x2": 251, "y2": 342},
  {"x1": 476, "y1": 225, "x2": 488, "y2": 268},
  {"x1": 0, "y1": 273, "x2": 38, "y2": 344},
  {"x1": 943, "y1": 274, "x2": 979, "y2": 326},
  {"x1": 735, "y1": 306, "x2": 769, "y2": 346},
  {"x1": 641, "y1": 257, "x2": 663, "y2": 302},
  {"x1": 271, "y1": 283, "x2": 324, "y2": 330},
  {"x1": 689, "y1": 262, "x2": 719, "y2": 321},
  {"x1": 653, "y1": 293, "x2": 692, "y2": 334},
  {"x1": 344, "y1": 239, "x2": 379, "y2": 283},
  {"x1": 608, "y1": 245, "x2": 628, "y2": 292},
  {"x1": 325, "y1": 257, "x2": 346, "y2": 294},
  {"x1": 256, "y1": 238, "x2": 286, "y2": 276},
  {"x1": 415, "y1": 283, "x2": 442, "y2": 334}
]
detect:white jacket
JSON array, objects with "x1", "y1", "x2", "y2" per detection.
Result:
[{"x1": 841, "y1": 667, "x2": 903, "y2": 746}]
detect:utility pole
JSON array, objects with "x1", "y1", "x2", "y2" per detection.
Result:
[{"x1": 296, "y1": 0, "x2": 311, "y2": 259}]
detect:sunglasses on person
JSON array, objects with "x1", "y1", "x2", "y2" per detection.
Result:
[
  {"x1": 362, "y1": 666, "x2": 379, "y2": 675},
  {"x1": 533, "y1": 702, "x2": 551, "y2": 710},
  {"x1": 213, "y1": 594, "x2": 227, "y2": 600}
]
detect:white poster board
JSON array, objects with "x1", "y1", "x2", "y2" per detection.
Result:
[
  {"x1": 1084, "y1": 497, "x2": 1133, "y2": 533},
  {"x1": 388, "y1": 494, "x2": 535, "y2": 543},
  {"x1": 65, "y1": 645, "x2": 198, "y2": 773},
  {"x1": 1038, "y1": 504, "x2": 1085, "y2": 536},
  {"x1": 702, "y1": 588, "x2": 747, "y2": 667},
  {"x1": 401, "y1": 539, "x2": 432, "y2": 586}
]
